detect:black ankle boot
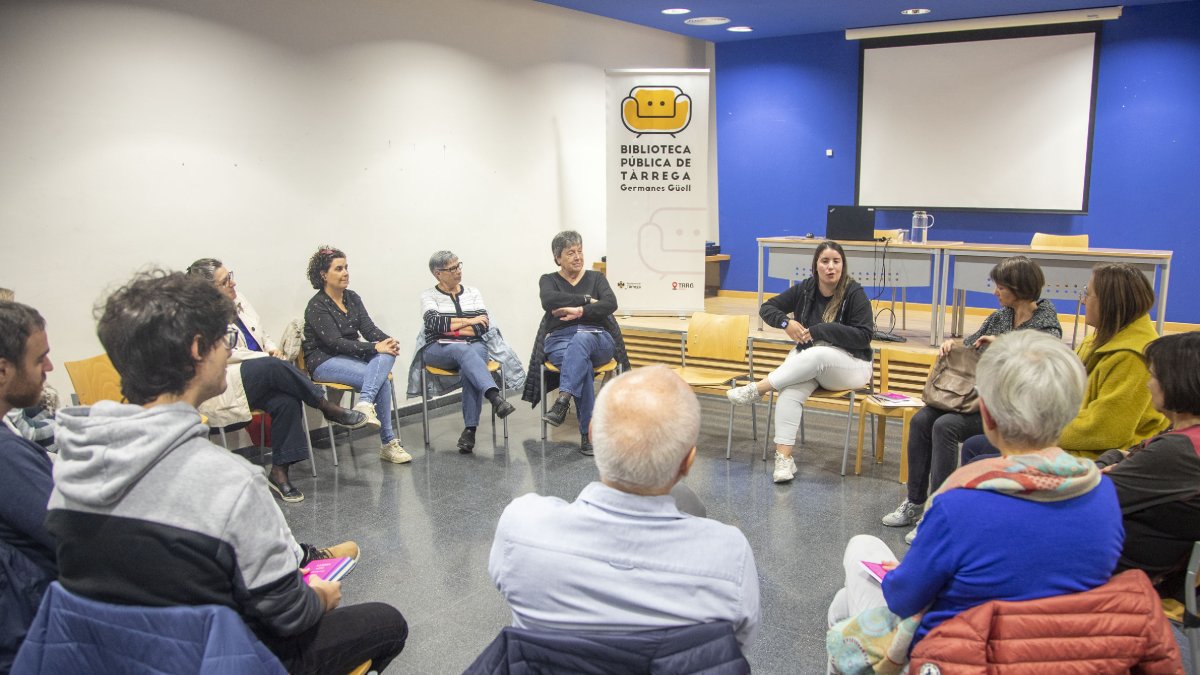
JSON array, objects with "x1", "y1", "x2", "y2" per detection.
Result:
[
  {"x1": 543, "y1": 397, "x2": 570, "y2": 427},
  {"x1": 579, "y1": 433, "x2": 594, "y2": 456},
  {"x1": 318, "y1": 399, "x2": 368, "y2": 429},
  {"x1": 457, "y1": 427, "x2": 477, "y2": 453}
]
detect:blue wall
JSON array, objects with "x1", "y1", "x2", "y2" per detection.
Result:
[{"x1": 715, "y1": 2, "x2": 1200, "y2": 322}]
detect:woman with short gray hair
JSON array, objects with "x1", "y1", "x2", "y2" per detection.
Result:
[
  {"x1": 827, "y1": 330, "x2": 1122, "y2": 667},
  {"x1": 414, "y1": 251, "x2": 515, "y2": 453},
  {"x1": 522, "y1": 230, "x2": 624, "y2": 456}
]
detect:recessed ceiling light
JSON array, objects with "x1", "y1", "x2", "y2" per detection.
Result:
[
  {"x1": 661, "y1": 8, "x2": 691, "y2": 15},
  {"x1": 900, "y1": 8, "x2": 931, "y2": 15},
  {"x1": 727, "y1": 26, "x2": 753, "y2": 32},
  {"x1": 684, "y1": 16, "x2": 731, "y2": 26}
]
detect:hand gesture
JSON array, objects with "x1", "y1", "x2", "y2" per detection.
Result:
[
  {"x1": 375, "y1": 337, "x2": 400, "y2": 355},
  {"x1": 473, "y1": 314, "x2": 490, "y2": 329},
  {"x1": 972, "y1": 335, "x2": 996, "y2": 350},
  {"x1": 938, "y1": 339, "x2": 957, "y2": 357},
  {"x1": 306, "y1": 577, "x2": 342, "y2": 612},
  {"x1": 784, "y1": 321, "x2": 811, "y2": 344},
  {"x1": 553, "y1": 306, "x2": 584, "y2": 321}
]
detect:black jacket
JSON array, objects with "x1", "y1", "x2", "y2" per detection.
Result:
[{"x1": 758, "y1": 278, "x2": 874, "y2": 361}]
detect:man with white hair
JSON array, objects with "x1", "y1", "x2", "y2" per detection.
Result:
[{"x1": 488, "y1": 366, "x2": 760, "y2": 646}]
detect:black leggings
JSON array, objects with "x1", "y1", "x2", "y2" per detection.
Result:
[
  {"x1": 258, "y1": 602, "x2": 408, "y2": 674},
  {"x1": 240, "y1": 358, "x2": 324, "y2": 467}
]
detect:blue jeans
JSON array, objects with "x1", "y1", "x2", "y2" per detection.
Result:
[
  {"x1": 313, "y1": 354, "x2": 396, "y2": 443},
  {"x1": 960, "y1": 434, "x2": 1000, "y2": 465},
  {"x1": 422, "y1": 341, "x2": 497, "y2": 427},
  {"x1": 544, "y1": 326, "x2": 615, "y2": 434}
]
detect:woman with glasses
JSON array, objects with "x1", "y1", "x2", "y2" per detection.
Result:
[
  {"x1": 958, "y1": 261, "x2": 1169, "y2": 466},
  {"x1": 302, "y1": 246, "x2": 410, "y2": 465},
  {"x1": 186, "y1": 258, "x2": 369, "y2": 504},
  {"x1": 880, "y1": 256, "x2": 1061, "y2": 537},
  {"x1": 408, "y1": 251, "x2": 516, "y2": 453},
  {"x1": 521, "y1": 231, "x2": 628, "y2": 456}
]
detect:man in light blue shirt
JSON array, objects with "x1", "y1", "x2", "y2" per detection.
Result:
[{"x1": 488, "y1": 365, "x2": 760, "y2": 647}]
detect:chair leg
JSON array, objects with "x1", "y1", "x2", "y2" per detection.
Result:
[
  {"x1": 725, "y1": 400, "x2": 735, "y2": 460},
  {"x1": 301, "y1": 407, "x2": 317, "y2": 477},
  {"x1": 762, "y1": 391, "x2": 775, "y2": 462},
  {"x1": 750, "y1": 389, "x2": 758, "y2": 440},
  {"x1": 855, "y1": 404, "x2": 869, "y2": 475},
  {"x1": 218, "y1": 427, "x2": 229, "y2": 450},
  {"x1": 899, "y1": 413, "x2": 912, "y2": 484},
  {"x1": 389, "y1": 378, "x2": 401, "y2": 441},
  {"x1": 840, "y1": 392, "x2": 855, "y2": 476},
  {"x1": 540, "y1": 365, "x2": 548, "y2": 441},
  {"x1": 326, "y1": 389, "x2": 341, "y2": 467},
  {"x1": 875, "y1": 414, "x2": 887, "y2": 464},
  {"x1": 500, "y1": 364, "x2": 508, "y2": 441},
  {"x1": 420, "y1": 369, "x2": 430, "y2": 448},
  {"x1": 256, "y1": 413, "x2": 267, "y2": 465}
]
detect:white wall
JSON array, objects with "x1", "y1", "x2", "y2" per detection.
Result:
[{"x1": 0, "y1": 0, "x2": 707, "y2": 398}]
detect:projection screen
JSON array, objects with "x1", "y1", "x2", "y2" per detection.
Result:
[{"x1": 856, "y1": 27, "x2": 1099, "y2": 213}]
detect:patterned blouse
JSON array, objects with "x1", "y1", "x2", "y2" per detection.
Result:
[
  {"x1": 301, "y1": 289, "x2": 391, "y2": 373},
  {"x1": 964, "y1": 298, "x2": 1062, "y2": 347}
]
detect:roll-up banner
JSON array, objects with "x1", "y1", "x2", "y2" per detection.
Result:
[{"x1": 606, "y1": 68, "x2": 709, "y2": 316}]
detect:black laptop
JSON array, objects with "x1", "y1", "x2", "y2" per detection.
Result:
[{"x1": 825, "y1": 205, "x2": 876, "y2": 242}]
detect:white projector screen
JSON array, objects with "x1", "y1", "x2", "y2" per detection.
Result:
[{"x1": 856, "y1": 28, "x2": 1099, "y2": 213}]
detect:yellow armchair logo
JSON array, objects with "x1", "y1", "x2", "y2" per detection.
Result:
[{"x1": 621, "y1": 86, "x2": 692, "y2": 136}]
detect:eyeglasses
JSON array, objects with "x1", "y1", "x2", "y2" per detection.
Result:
[
  {"x1": 217, "y1": 271, "x2": 235, "y2": 288},
  {"x1": 437, "y1": 262, "x2": 463, "y2": 273},
  {"x1": 226, "y1": 327, "x2": 239, "y2": 349}
]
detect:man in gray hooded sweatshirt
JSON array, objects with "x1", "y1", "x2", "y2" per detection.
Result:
[{"x1": 47, "y1": 271, "x2": 407, "y2": 674}]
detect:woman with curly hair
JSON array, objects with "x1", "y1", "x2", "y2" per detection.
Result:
[{"x1": 301, "y1": 246, "x2": 409, "y2": 465}]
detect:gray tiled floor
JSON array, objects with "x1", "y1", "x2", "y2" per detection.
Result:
[{"x1": 273, "y1": 394, "x2": 918, "y2": 674}]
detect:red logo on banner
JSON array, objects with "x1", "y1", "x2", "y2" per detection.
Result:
[{"x1": 671, "y1": 282, "x2": 678, "y2": 290}]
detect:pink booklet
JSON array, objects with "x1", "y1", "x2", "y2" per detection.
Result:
[
  {"x1": 302, "y1": 557, "x2": 356, "y2": 585},
  {"x1": 860, "y1": 560, "x2": 890, "y2": 583}
]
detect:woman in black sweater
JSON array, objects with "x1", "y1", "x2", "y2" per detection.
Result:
[
  {"x1": 536, "y1": 231, "x2": 619, "y2": 456},
  {"x1": 727, "y1": 241, "x2": 874, "y2": 483}
]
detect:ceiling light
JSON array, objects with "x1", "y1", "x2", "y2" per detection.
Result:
[
  {"x1": 661, "y1": 8, "x2": 691, "y2": 15},
  {"x1": 901, "y1": 8, "x2": 931, "y2": 15},
  {"x1": 727, "y1": 26, "x2": 753, "y2": 32},
  {"x1": 684, "y1": 16, "x2": 730, "y2": 26}
]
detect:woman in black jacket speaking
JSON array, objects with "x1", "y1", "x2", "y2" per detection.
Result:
[{"x1": 727, "y1": 241, "x2": 874, "y2": 484}]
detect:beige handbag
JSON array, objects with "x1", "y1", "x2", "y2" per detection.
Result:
[{"x1": 922, "y1": 343, "x2": 981, "y2": 414}]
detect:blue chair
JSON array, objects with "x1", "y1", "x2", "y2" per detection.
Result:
[
  {"x1": 464, "y1": 621, "x2": 749, "y2": 675},
  {"x1": 13, "y1": 582, "x2": 285, "y2": 674}
]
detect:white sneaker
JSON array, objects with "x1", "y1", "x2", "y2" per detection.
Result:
[
  {"x1": 882, "y1": 499, "x2": 924, "y2": 527},
  {"x1": 905, "y1": 517, "x2": 922, "y2": 545},
  {"x1": 726, "y1": 383, "x2": 763, "y2": 406},
  {"x1": 380, "y1": 439, "x2": 412, "y2": 464},
  {"x1": 352, "y1": 401, "x2": 382, "y2": 432},
  {"x1": 773, "y1": 453, "x2": 796, "y2": 483}
]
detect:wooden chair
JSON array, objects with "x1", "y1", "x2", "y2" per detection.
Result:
[
  {"x1": 854, "y1": 348, "x2": 937, "y2": 483},
  {"x1": 419, "y1": 360, "x2": 507, "y2": 448},
  {"x1": 63, "y1": 354, "x2": 123, "y2": 405},
  {"x1": 662, "y1": 312, "x2": 757, "y2": 459},
  {"x1": 539, "y1": 359, "x2": 621, "y2": 440},
  {"x1": 875, "y1": 229, "x2": 909, "y2": 328},
  {"x1": 1031, "y1": 232, "x2": 1089, "y2": 248},
  {"x1": 1031, "y1": 232, "x2": 1090, "y2": 346}
]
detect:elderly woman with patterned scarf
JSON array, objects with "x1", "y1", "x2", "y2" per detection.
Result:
[{"x1": 827, "y1": 331, "x2": 1122, "y2": 670}]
